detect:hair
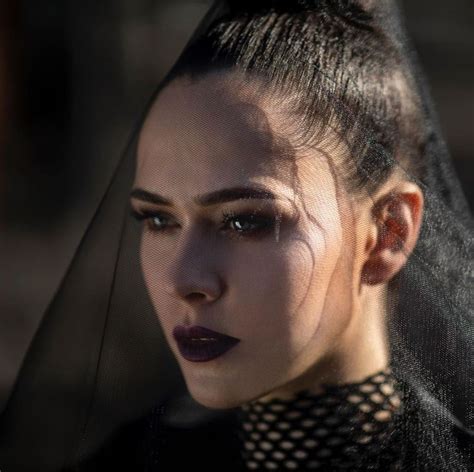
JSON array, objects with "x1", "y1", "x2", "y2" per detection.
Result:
[{"x1": 163, "y1": 0, "x2": 428, "y2": 197}]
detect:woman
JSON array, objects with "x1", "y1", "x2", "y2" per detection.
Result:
[
  {"x1": 0, "y1": 1, "x2": 472, "y2": 471},
  {"x1": 128, "y1": 0, "x2": 473, "y2": 470}
]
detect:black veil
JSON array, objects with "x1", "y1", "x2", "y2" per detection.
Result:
[{"x1": 0, "y1": 1, "x2": 472, "y2": 470}]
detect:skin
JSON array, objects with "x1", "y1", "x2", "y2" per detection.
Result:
[{"x1": 130, "y1": 70, "x2": 424, "y2": 409}]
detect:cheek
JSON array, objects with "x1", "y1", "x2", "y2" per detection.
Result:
[
  {"x1": 274, "y1": 206, "x2": 356, "y2": 373},
  {"x1": 231, "y1": 226, "x2": 343, "y2": 361},
  {"x1": 139, "y1": 233, "x2": 173, "y2": 319},
  {"x1": 282, "y1": 228, "x2": 345, "y2": 355}
]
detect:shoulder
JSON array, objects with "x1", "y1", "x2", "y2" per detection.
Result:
[
  {"x1": 395, "y1": 377, "x2": 474, "y2": 470},
  {"x1": 145, "y1": 393, "x2": 246, "y2": 471}
]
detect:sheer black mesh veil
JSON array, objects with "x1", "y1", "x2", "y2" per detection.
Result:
[{"x1": 0, "y1": 0, "x2": 472, "y2": 470}]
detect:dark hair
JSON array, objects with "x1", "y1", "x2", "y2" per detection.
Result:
[{"x1": 164, "y1": 0, "x2": 427, "y2": 196}]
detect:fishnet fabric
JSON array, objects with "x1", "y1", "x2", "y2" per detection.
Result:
[{"x1": 237, "y1": 367, "x2": 406, "y2": 470}]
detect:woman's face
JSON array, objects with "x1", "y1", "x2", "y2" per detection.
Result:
[{"x1": 131, "y1": 71, "x2": 367, "y2": 409}]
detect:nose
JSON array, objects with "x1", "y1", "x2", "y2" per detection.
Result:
[
  {"x1": 165, "y1": 228, "x2": 224, "y2": 306},
  {"x1": 163, "y1": 239, "x2": 224, "y2": 306},
  {"x1": 165, "y1": 271, "x2": 223, "y2": 305}
]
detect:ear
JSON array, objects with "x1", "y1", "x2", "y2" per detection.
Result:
[{"x1": 361, "y1": 182, "x2": 424, "y2": 286}]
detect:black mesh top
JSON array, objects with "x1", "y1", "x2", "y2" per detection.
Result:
[{"x1": 236, "y1": 366, "x2": 405, "y2": 470}]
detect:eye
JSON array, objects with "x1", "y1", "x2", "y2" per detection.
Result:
[
  {"x1": 130, "y1": 209, "x2": 175, "y2": 233},
  {"x1": 130, "y1": 207, "x2": 279, "y2": 238},
  {"x1": 148, "y1": 214, "x2": 170, "y2": 231},
  {"x1": 220, "y1": 210, "x2": 276, "y2": 238}
]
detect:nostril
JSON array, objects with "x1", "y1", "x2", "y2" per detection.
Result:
[{"x1": 186, "y1": 292, "x2": 207, "y2": 303}]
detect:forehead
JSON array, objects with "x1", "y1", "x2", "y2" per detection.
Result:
[{"x1": 135, "y1": 71, "x2": 335, "y2": 204}]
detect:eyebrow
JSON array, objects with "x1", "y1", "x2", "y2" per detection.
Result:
[{"x1": 130, "y1": 185, "x2": 279, "y2": 207}]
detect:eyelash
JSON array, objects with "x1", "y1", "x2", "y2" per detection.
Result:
[{"x1": 130, "y1": 208, "x2": 278, "y2": 239}]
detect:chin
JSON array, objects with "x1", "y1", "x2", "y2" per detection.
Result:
[{"x1": 186, "y1": 381, "x2": 249, "y2": 410}]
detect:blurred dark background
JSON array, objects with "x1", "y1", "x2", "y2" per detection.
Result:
[{"x1": 0, "y1": 0, "x2": 472, "y2": 410}]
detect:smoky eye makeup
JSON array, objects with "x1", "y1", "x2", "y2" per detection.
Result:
[{"x1": 129, "y1": 201, "x2": 288, "y2": 240}]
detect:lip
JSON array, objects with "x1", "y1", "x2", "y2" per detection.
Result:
[{"x1": 172, "y1": 325, "x2": 241, "y2": 362}]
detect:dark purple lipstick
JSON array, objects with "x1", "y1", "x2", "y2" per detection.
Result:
[{"x1": 172, "y1": 325, "x2": 241, "y2": 362}]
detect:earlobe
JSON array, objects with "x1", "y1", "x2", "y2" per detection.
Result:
[{"x1": 361, "y1": 183, "x2": 424, "y2": 286}]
